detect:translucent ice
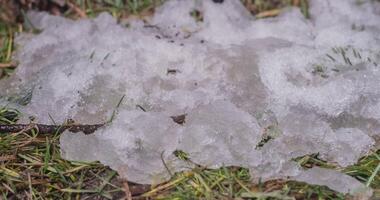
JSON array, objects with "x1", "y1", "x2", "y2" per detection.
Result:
[
  {"x1": 294, "y1": 167, "x2": 373, "y2": 197},
  {"x1": 1, "y1": 0, "x2": 380, "y2": 197}
]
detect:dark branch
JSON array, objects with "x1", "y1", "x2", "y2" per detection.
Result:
[{"x1": 0, "y1": 123, "x2": 105, "y2": 135}]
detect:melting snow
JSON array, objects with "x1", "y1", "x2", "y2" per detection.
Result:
[{"x1": 1, "y1": 0, "x2": 380, "y2": 197}]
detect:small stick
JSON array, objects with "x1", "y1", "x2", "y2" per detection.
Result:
[
  {"x1": 0, "y1": 123, "x2": 104, "y2": 135},
  {"x1": 123, "y1": 181, "x2": 132, "y2": 200},
  {"x1": 0, "y1": 62, "x2": 16, "y2": 68},
  {"x1": 255, "y1": 9, "x2": 281, "y2": 19},
  {"x1": 66, "y1": 1, "x2": 87, "y2": 18}
]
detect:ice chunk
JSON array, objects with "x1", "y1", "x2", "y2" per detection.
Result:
[
  {"x1": 271, "y1": 109, "x2": 375, "y2": 167},
  {"x1": 178, "y1": 101, "x2": 262, "y2": 167},
  {"x1": 1, "y1": 0, "x2": 380, "y2": 197},
  {"x1": 61, "y1": 110, "x2": 181, "y2": 184},
  {"x1": 61, "y1": 100, "x2": 263, "y2": 184},
  {"x1": 294, "y1": 167, "x2": 373, "y2": 198}
]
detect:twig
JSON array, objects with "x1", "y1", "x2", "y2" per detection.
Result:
[
  {"x1": 255, "y1": 9, "x2": 281, "y2": 18},
  {"x1": 66, "y1": 1, "x2": 87, "y2": 18},
  {"x1": 0, "y1": 154, "x2": 17, "y2": 162},
  {"x1": 123, "y1": 181, "x2": 132, "y2": 200},
  {"x1": 161, "y1": 151, "x2": 173, "y2": 177},
  {"x1": 0, "y1": 123, "x2": 104, "y2": 135},
  {"x1": 0, "y1": 62, "x2": 16, "y2": 68}
]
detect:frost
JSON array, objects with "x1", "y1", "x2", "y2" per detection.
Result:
[{"x1": 1, "y1": 0, "x2": 380, "y2": 197}]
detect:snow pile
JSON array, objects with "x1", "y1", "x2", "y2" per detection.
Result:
[{"x1": 1, "y1": 0, "x2": 380, "y2": 197}]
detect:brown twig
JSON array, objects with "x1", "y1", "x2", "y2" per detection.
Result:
[
  {"x1": 123, "y1": 181, "x2": 132, "y2": 200},
  {"x1": 0, "y1": 62, "x2": 17, "y2": 68},
  {"x1": 255, "y1": 9, "x2": 281, "y2": 18},
  {"x1": 0, "y1": 123, "x2": 104, "y2": 135},
  {"x1": 0, "y1": 154, "x2": 17, "y2": 162},
  {"x1": 66, "y1": 1, "x2": 87, "y2": 18}
]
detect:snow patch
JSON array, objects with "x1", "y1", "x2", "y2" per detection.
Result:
[{"x1": 1, "y1": 0, "x2": 380, "y2": 197}]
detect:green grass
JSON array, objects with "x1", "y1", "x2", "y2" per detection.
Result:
[
  {"x1": 295, "y1": 152, "x2": 380, "y2": 188},
  {"x1": 1, "y1": 0, "x2": 380, "y2": 199},
  {"x1": 242, "y1": 0, "x2": 309, "y2": 18},
  {"x1": 0, "y1": 22, "x2": 17, "y2": 78},
  {"x1": 0, "y1": 107, "x2": 124, "y2": 199},
  {"x1": 63, "y1": 0, "x2": 166, "y2": 19},
  {"x1": 344, "y1": 151, "x2": 380, "y2": 197}
]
